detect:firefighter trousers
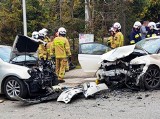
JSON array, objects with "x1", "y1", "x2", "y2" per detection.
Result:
[{"x1": 55, "y1": 58, "x2": 67, "y2": 80}]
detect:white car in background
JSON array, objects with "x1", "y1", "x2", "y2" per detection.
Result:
[
  {"x1": 78, "y1": 42, "x2": 111, "y2": 72},
  {"x1": 78, "y1": 37, "x2": 160, "y2": 90}
]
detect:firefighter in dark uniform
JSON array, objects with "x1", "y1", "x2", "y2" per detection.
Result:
[
  {"x1": 130, "y1": 21, "x2": 142, "y2": 44},
  {"x1": 146, "y1": 22, "x2": 160, "y2": 38}
]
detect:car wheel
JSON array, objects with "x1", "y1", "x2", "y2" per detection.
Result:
[
  {"x1": 3, "y1": 77, "x2": 27, "y2": 100},
  {"x1": 143, "y1": 66, "x2": 160, "y2": 90}
]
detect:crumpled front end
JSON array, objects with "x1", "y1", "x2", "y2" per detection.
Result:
[{"x1": 96, "y1": 57, "x2": 146, "y2": 89}]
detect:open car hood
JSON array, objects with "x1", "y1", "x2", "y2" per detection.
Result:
[
  {"x1": 10, "y1": 35, "x2": 39, "y2": 61},
  {"x1": 101, "y1": 45, "x2": 136, "y2": 61}
]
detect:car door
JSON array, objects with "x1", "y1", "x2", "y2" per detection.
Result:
[{"x1": 78, "y1": 42, "x2": 110, "y2": 73}]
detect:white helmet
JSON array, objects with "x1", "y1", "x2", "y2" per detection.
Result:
[
  {"x1": 58, "y1": 27, "x2": 66, "y2": 35},
  {"x1": 32, "y1": 31, "x2": 39, "y2": 39},
  {"x1": 39, "y1": 28, "x2": 48, "y2": 36},
  {"x1": 133, "y1": 21, "x2": 142, "y2": 28},
  {"x1": 148, "y1": 22, "x2": 158, "y2": 30},
  {"x1": 39, "y1": 29, "x2": 45, "y2": 38},
  {"x1": 42, "y1": 28, "x2": 48, "y2": 35},
  {"x1": 113, "y1": 22, "x2": 121, "y2": 30}
]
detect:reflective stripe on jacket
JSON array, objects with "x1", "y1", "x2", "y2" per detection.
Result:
[
  {"x1": 50, "y1": 37, "x2": 71, "y2": 58},
  {"x1": 130, "y1": 28, "x2": 142, "y2": 44},
  {"x1": 146, "y1": 29, "x2": 159, "y2": 38}
]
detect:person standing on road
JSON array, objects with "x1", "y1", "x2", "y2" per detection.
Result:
[
  {"x1": 50, "y1": 27, "x2": 71, "y2": 83},
  {"x1": 140, "y1": 20, "x2": 149, "y2": 39},
  {"x1": 130, "y1": 21, "x2": 142, "y2": 44},
  {"x1": 113, "y1": 22, "x2": 124, "y2": 48}
]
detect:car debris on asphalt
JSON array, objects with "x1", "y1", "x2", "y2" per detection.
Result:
[
  {"x1": 0, "y1": 99, "x2": 4, "y2": 103},
  {"x1": 13, "y1": 82, "x2": 108, "y2": 104}
]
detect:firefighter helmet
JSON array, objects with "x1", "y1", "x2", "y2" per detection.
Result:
[
  {"x1": 58, "y1": 27, "x2": 66, "y2": 35},
  {"x1": 133, "y1": 21, "x2": 142, "y2": 28},
  {"x1": 113, "y1": 22, "x2": 121, "y2": 30},
  {"x1": 148, "y1": 22, "x2": 158, "y2": 30}
]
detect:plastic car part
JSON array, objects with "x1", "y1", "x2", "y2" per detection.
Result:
[
  {"x1": 83, "y1": 82, "x2": 108, "y2": 98},
  {"x1": 57, "y1": 87, "x2": 83, "y2": 103}
]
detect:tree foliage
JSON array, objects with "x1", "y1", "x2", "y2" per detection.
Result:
[{"x1": 0, "y1": 0, "x2": 160, "y2": 45}]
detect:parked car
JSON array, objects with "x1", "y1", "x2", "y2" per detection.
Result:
[
  {"x1": 0, "y1": 35, "x2": 58, "y2": 100},
  {"x1": 78, "y1": 37, "x2": 160, "y2": 90}
]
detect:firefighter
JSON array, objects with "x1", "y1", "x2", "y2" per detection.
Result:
[
  {"x1": 130, "y1": 21, "x2": 142, "y2": 44},
  {"x1": 113, "y1": 22, "x2": 124, "y2": 47},
  {"x1": 51, "y1": 28, "x2": 69, "y2": 72},
  {"x1": 107, "y1": 27, "x2": 116, "y2": 48},
  {"x1": 50, "y1": 27, "x2": 71, "y2": 83},
  {"x1": 38, "y1": 28, "x2": 51, "y2": 61},
  {"x1": 146, "y1": 22, "x2": 159, "y2": 38}
]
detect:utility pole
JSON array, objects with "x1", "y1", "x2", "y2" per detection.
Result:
[
  {"x1": 22, "y1": 0, "x2": 27, "y2": 36},
  {"x1": 59, "y1": 0, "x2": 63, "y2": 26}
]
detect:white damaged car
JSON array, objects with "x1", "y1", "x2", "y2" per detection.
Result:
[
  {"x1": 0, "y1": 45, "x2": 31, "y2": 100},
  {"x1": 78, "y1": 37, "x2": 160, "y2": 90},
  {"x1": 0, "y1": 35, "x2": 58, "y2": 100}
]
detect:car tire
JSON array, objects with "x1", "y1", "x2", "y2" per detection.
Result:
[
  {"x1": 3, "y1": 77, "x2": 27, "y2": 100},
  {"x1": 143, "y1": 66, "x2": 160, "y2": 90}
]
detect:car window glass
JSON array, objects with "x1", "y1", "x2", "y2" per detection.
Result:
[
  {"x1": 136, "y1": 38, "x2": 160, "y2": 54},
  {"x1": 12, "y1": 55, "x2": 36, "y2": 62},
  {"x1": 80, "y1": 43, "x2": 109, "y2": 55},
  {"x1": 0, "y1": 47, "x2": 11, "y2": 62}
]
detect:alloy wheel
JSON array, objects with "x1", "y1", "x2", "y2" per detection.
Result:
[{"x1": 6, "y1": 79, "x2": 21, "y2": 97}]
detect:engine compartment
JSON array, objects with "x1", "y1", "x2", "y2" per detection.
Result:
[
  {"x1": 98, "y1": 51, "x2": 146, "y2": 89},
  {"x1": 24, "y1": 60, "x2": 59, "y2": 96}
]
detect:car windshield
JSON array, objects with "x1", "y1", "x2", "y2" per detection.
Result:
[
  {"x1": 0, "y1": 46, "x2": 36, "y2": 63},
  {"x1": 136, "y1": 38, "x2": 160, "y2": 54},
  {"x1": 0, "y1": 46, "x2": 11, "y2": 62},
  {"x1": 12, "y1": 55, "x2": 36, "y2": 62},
  {"x1": 80, "y1": 43, "x2": 110, "y2": 55}
]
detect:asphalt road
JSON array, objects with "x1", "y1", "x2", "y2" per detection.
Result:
[{"x1": 1, "y1": 69, "x2": 160, "y2": 119}]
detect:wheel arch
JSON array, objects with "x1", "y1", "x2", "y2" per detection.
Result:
[
  {"x1": 147, "y1": 64, "x2": 160, "y2": 70},
  {"x1": 1, "y1": 75, "x2": 21, "y2": 94}
]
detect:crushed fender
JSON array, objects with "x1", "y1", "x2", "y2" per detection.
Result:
[
  {"x1": 57, "y1": 82, "x2": 108, "y2": 103},
  {"x1": 57, "y1": 87, "x2": 83, "y2": 103},
  {"x1": 83, "y1": 82, "x2": 108, "y2": 98}
]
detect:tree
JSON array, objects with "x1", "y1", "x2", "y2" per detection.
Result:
[{"x1": 0, "y1": 0, "x2": 22, "y2": 44}]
